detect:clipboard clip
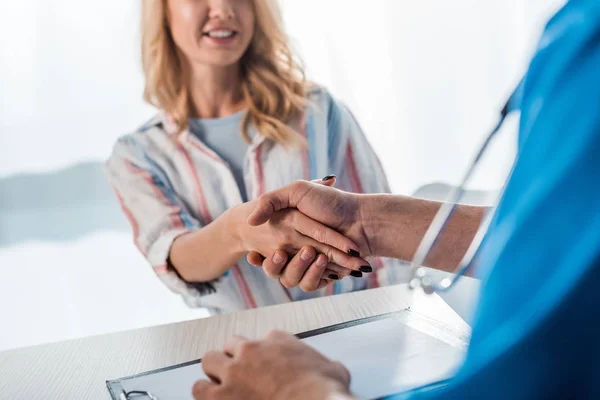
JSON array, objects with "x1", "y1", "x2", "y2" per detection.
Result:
[{"x1": 120, "y1": 390, "x2": 159, "y2": 400}]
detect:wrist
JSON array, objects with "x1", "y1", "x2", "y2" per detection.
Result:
[
  {"x1": 358, "y1": 194, "x2": 408, "y2": 259},
  {"x1": 224, "y1": 203, "x2": 252, "y2": 254},
  {"x1": 335, "y1": 192, "x2": 373, "y2": 257},
  {"x1": 355, "y1": 193, "x2": 385, "y2": 257}
]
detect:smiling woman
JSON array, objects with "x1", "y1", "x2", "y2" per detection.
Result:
[
  {"x1": 169, "y1": 0, "x2": 255, "y2": 61},
  {"x1": 106, "y1": 0, "x2": 405, "y2": 313},
  {"x1": 141, "y1": 0, "x2": 306, "y2": 144}
]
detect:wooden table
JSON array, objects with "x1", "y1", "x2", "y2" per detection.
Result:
[{"x1": 0, "y1": 284, "x2": 471, "y2": 399}]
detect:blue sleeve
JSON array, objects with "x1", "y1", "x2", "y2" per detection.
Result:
[{"x1": 403, "y1": 1, "x2": 600, "y2": 398}]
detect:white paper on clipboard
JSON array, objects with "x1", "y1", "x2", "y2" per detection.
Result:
[{"x1": 109, "y1": 315, "x2": 466, "y2": 400}]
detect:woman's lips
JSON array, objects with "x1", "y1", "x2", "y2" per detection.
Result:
[{"x1": 203, "y1": 29, "x2": 238, "y2": 45}]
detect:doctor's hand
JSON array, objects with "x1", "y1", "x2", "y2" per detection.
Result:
[
  {"x1": 246, "y1": 177, "x2": 367, "y2": 291},
  {"x1": 193, "y1": 331, "x2": 355, "y2": 400},
  {"x1": 247, "y1": 178, "x2": 371, "y2": 256},
  {"x1": 230, "y1": 188, "x2": 370, "y2": 280}
]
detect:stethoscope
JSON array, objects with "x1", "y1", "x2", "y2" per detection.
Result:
[{"x1": 408, "y1": 80, "x2": 523, "y2": 294}]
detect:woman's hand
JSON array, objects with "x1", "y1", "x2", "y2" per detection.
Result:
[
  {"x1": 230, "y1": 198, "x2": 371, "y2": 275},
  {"x1": 193, "y1": 331, "x2": 355, "y2": 400},
  {"x1": 247, "y1": 246, "x2": 362, "y2": 292},
  {"x1": 245, "y1": 177, "x2": 365, "y2": 291}
]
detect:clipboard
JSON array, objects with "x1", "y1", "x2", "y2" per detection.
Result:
[{"x1": 107, "y1": 309, "x2": 468, "y2": 400}]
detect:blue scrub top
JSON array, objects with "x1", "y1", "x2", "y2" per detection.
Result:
[{"x1": 394, "y1": 0, "x2": 600, "y2": 398}]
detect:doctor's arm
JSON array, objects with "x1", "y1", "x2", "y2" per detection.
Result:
[{"x1": 248, "y1": 181, "x2": 486, "y2": 273}]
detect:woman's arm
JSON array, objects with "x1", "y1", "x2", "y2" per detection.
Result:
[
  {"x1": 107, "y1": 139, "x2": 369, "y2": 287},
  {"x1": 106, "y1": 139, "x2": 224, "y2": 289},
  {"x1": 170, "y1": 201, "x2": 369, "y2": 283},
  {"x1": 167, "y1": 207, "x2": 245, "y2": 282}
]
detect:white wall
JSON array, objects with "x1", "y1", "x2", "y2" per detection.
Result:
[
  {"x1": 280, "y1": 0, "x2": 564, "y2": 194},
  {"x1": 0, "y1": 0, "x2": 564, "y2": 351},
  {"x1": 0, "y1": 1, "x2": 154, "y2": 176}
]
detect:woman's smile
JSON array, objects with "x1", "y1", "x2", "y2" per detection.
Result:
[{"x1": 202, "y1": 28, "x2": 239, "y2": 46}]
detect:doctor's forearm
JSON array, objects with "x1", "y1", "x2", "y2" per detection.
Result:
[{"x1": 359, "y1": 194, "x2": 487, "y2": 272}]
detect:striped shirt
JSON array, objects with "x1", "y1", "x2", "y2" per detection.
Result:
[{"x1": 106, "y1": 86, "x2": 409, "y2": 313}]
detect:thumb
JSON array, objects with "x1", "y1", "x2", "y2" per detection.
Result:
[
  {"x1": 247, "y1": 176, "x2": 334, "y2": 226},
  {"x1": 247, "y1": 182, "x2": 302, "y2": 226}
]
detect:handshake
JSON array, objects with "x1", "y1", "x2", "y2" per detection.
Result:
[
  {"x1": 236, "y1": 175, "x2": 374, "y2": 292},
  {"x1": 172, "y1": 174, "x2": 481, "y2": 291}
]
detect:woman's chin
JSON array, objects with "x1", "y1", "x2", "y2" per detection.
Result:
[{"x1": 190, "y1": 53, "x2": 245, "y2": 70}]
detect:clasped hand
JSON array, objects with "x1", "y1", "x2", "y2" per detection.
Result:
[{"x1": 234, "y1": 176, "x2": 371, "y2": 291}]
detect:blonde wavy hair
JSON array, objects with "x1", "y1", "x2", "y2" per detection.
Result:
[{"x1": 141, "y1": 0, "x2": 307, "y2": 145}]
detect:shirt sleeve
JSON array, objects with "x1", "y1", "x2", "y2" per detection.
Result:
[
  {"x1": 325, "y1": 93, "x2": 391, "y2": 195},
  {"x1": 105, "y1": 136, "x2": 217, "y2": 302},
  {"x1": 324, "y1": 92, "x2": 411, "y2": 287}
]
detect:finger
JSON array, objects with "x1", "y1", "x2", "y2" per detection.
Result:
[
  {"x1": 202, "y1": 351, "x2": 232, "y2": 383},
  {"x1": 323, "y1": 266, "x2": 341, "y2": 281},
  {"x1": 292, "y1": 211, "x2": 360, "y2": 256},
  {"x1": 262, "y1": 250, "x2": 289, "y2": 279},
  {"x1": 315, "y1": 279, "x2": 330, "y2": 291},
  {"x1": 247, "y1": 181, "x2": 312, "y2": 226},
  {"x1": 279, "y1": 246, "x2": 316, "y2": 288},
  {"x1": 223, "y1": 335, "x2": 250, "y2": 358},
  {"x1": 324, "y1": 263, "x2": 353, "y2": 278},
  {"x1": 307, "y1": 238, "x2": 371, "y2": 272},
  {"x1": 298, "y1": 254, "x2": 329, "y2": 292},
  {"x1": 246, "y1": 251, "x2": 265, "y2": 267},
  {"x1": 192, "y1": 379, "x2": 214, "y2": 399}
]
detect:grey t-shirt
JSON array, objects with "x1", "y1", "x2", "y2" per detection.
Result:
[{"x1": 189, "y1": 110, "x2": 250, "y2": 202}]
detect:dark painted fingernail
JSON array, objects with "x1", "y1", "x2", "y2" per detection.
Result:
[
  {"x1": 350, "y1": 271, "x2": 363, "y2": 278},
  {"x1": 348, "y1": 249, "x2": 361, "y2": 257},
  {"x1": 322, "y1": 174, "x2": 336, "y2": 181},
  {"x1": 360, "y1": 266, "x2": 372, "y2": 273},
  {"x1": 328, "y1": 274, "x2": 339, "y2": 280}
]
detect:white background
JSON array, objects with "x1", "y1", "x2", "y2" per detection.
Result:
[{"x1": 0, "y1": 0, "x2": 564, "y2": 351}]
